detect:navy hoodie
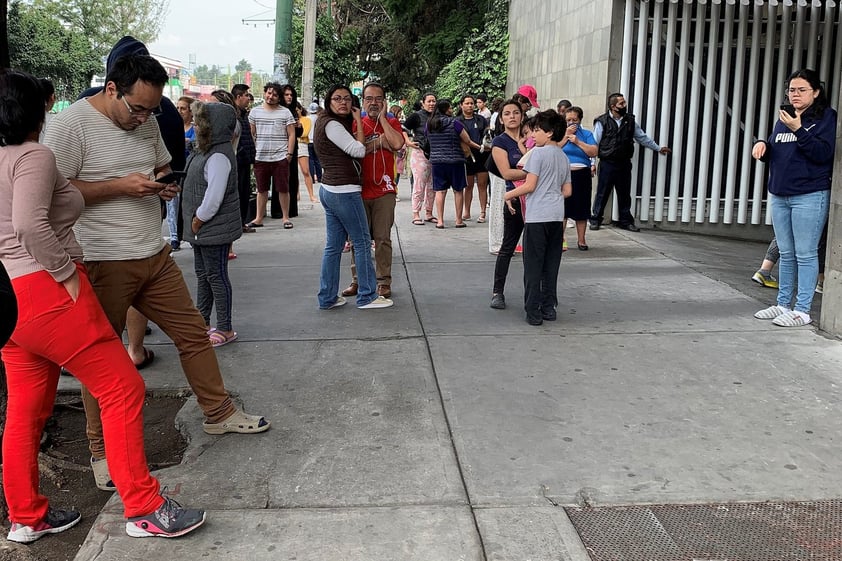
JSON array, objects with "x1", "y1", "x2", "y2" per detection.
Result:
[{"x1": 760, "y1": 105, "x2": 836, "y2": 197}]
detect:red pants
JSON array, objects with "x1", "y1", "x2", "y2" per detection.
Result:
[{"x1": 1, "y1": 265, "x2": 163, "y2": 525}]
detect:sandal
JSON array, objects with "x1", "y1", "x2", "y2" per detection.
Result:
[
  {"x1": 209, "y1": 330, "x2": 238, "y2": 348},
  {"x1": 412, "y1": 218, "x2": 425, "y2": 225},
  {"x1": 424, "y1": 216, "x2": 438, "y2": 223},
  {"x1": 283, "y1": 221, "x2": 294, "y2": 229},
  {"x1": 477, "y1": 214, "x2": 486, "y2": 223},
  {"x1": 133, "y1": 347, "x2": 155, "y2": 370},
  {"x1": 202, "y1": 409, "x2": 270, "y2": 435}
]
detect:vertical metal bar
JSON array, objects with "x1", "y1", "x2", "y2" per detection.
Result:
[
  {"x1": 668, "y1": 2, "x2": 692, "y2": 222},
  {"x1": 681, "y1": 1, "x2": 705, "y2": 223},
  {"x1": 765, "y1": 3, "x2": 793, "y2": 225},
  {"x1": 695, "y1": 2, "x2": 721, "y2": 223},
  {"x1": 807, "y1": 5, "x2": 820, "y2": 67},
  {"x1": 626, "y1": 0, "x2": 650, "y2": 223},
  {"x1": 724, "y1": 3, "x2": 749, "y2": 224},
  {"x1": 709, "y1": 1, "x2": 735, "y2": 225},
  {"x1": 639, "y1": 1, "x2": 663, "y2": 222},
  {"x1": 654, "y1": 1, "x2": 678, "y2": 222},
  {"x1": 820, "y1": 3, "x2": 834, "y2": 82},
  {"x1": 273, "y1": 0, "x2": 294, "y2": 83},
  {"x1": 751, "y1": 3, "x2": 777, "y2": 225},
  {"x1": 620, "y1": 0, "x2": 636, "y2": 96},
  {"x1": 792, "y1": 3, "x2": 805, "y2": 69},
  {"x1": 737, "y1": 5, "x2": 762, "y2": 224}
]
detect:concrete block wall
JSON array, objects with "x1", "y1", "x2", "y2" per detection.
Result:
[
  {"x1": 819, "y1": 101, "x2": 842, "y2": 338},
  {"x1": 507, "y1": 0, "x2": 618, "y2": 122}
]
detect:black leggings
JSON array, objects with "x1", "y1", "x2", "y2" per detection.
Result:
[{"x1": 493, "y1": 197, "x2": 524, "y2": 295}]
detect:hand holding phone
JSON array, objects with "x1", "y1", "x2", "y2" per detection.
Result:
[
  {"x1": 780, "y1": 104, "x2": 796, "y2": 118},
  {"x1": 156, "y1": 171, "x2": 186, "y2": 185}
]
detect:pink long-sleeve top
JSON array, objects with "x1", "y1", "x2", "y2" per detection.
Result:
[{"x1": 0, "y1": 142, "x2": 84, "y2": 282}]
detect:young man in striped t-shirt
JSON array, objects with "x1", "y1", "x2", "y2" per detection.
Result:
[
  {"x1": 248, "y1": 82, "x2": 297, "y2": 228},
  {"x1": 44, "y1": 54, "x2": 270, "y2": 493}
]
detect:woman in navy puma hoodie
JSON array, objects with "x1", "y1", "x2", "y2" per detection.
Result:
[{"x1": 752, "y1": 69, "x2": 836, "y2": 327}]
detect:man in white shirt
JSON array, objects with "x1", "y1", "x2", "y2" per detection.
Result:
[{"x1": 248, "y1": 82, "x2": 296, "y2": 228}]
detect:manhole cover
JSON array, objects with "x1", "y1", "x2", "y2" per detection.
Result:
[{"x1": 565, "y1": 500, "x2": 842, "y2": 560}]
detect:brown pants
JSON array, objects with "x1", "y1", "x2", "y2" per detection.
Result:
[
  {"x1": 350, "y1": 193, "x2": 396, "y2": 287},
  {"x1": 82, "y1": 246, "x2": 235, "y2": 457}
]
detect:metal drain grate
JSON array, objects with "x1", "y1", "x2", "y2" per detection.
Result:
[{"x1": 565, "y1": 500, "x2": 842, "y2": 561}]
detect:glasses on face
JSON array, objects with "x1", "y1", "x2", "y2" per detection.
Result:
[
  {"x1": 331, "y1": 96, "x2": 352, "y2": 103},
  {"x1": 119, "y1": 95, "x2": 161, "y2": 117},
  {"x1": 787, "y1": 87, "x2": 813, "y2": 95},
  {"x1": 363, "y1": 96, "x2": 384, "y2": 102}
]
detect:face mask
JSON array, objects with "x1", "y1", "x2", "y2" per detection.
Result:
[{"x1": 615, "y1": 106, "x2": 627, "y2": 117}]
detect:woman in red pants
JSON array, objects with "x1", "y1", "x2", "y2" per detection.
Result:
[{"x1": 0, "y1": 70, "x2": 205, "y2": 542}]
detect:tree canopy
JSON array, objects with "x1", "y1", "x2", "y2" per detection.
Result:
[
  {"x1": 288, "y1": 0, "x2": 508, "y2": 103},
  {"x1": 30, "y1": 0, "x2": 169, "y2": 58},
  {"x1": 7, "y1": 1, "x2": 101, "y2": 99}
]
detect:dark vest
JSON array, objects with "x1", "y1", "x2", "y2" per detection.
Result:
[
  {"x1": 427, "y1": 116, "x2": 465, "y2": 164},
  {"x1": 181, "y1": 143, "x2": 242, "y2": 246},
  {"x1": 313, "y1": 114, "x2": 362, "y2": 186},
  {"x1": 594, "y1": 112, "x2": 636, "y2": 162}
]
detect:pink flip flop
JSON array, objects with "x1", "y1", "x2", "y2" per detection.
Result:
[{"x1": 209, "y1": 330, "x2": 238, "y2": 348}]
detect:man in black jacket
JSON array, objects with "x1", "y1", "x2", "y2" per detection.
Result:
[
  {"x1": 590, "y1": 93, "x2": 670, "y2": 232},
  {"x1": 232, "y1": 84, "x2": 257, "y2": 232}
]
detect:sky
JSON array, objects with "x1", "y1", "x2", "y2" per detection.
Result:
[{"x1": 148, "y1": 0, "x2": 278, "y2": 74}]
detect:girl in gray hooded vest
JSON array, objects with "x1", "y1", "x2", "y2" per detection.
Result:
[{"x1": 181, "y1": 101, "x2": 243, "y2": 347}]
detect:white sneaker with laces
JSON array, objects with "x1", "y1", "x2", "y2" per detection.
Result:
[
  {"x1": 358, "y1": 296, "x2": 394, "y2": 309},
  {"x1": 754, "y1": 305, "x2": 789, "y2": 320}
]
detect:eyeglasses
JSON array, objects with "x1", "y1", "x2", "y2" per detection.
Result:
[
  {"x1": 331, "y1": 96, "x2": 353, "y2": 103},
  {"x1": 363, "y1": 96, "x2": 384, "y2": 102},
  {"x1": 119, "y1": 94, "x2": 161, "y2": 117},
  {"x1": 787, "y1": 87, "x2": 813, "y2": 95}
]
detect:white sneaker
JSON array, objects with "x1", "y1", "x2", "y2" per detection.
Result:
[
  {"x1": 323, "y1": 296, "x2": 347, "y2": 310},
  {"x1": 754, "y1": 305, "x2": 789, "y2": 320},
  {"x1": 358, "y1": 296, "x2": 394, "y2": 309}
]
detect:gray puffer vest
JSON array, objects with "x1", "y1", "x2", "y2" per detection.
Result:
[{"x1": 181, "y1": 103, "x2": 243, "y2": 246}]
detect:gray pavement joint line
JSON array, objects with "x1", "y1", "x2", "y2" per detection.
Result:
[{"x1": 393, "y1": 223, "x2": 491, "y2": 561}]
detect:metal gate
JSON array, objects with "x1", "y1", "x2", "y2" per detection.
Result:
[{"x1": 621, "y1": 0, "x2": 842, "y2": 227}]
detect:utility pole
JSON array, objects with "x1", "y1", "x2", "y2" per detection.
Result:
[
  {"x1": 301, "y1": 0, "x2": 317, "y2": 104},
  {"x1": 273, "y1": 0, "x2": 294, "y2": 83}
]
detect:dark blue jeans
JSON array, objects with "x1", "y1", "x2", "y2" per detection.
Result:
[{"x1": 591, "y1": 159, "x2": 634, "y2": 226}]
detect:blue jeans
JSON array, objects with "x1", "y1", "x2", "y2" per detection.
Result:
[
  {"x1": 318, "y1": 187, "x2": 377, "y2": 308},
  {"x1": 770, "y1": 190, "x2": 829, "y2": 313},
  {"x1": 166, "y1": 195, "x2": 180, "y2": 242}
]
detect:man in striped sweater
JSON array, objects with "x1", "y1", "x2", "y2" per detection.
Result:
[{"x1": 44, "y1": 54, "x2": 270, "y2": 493}]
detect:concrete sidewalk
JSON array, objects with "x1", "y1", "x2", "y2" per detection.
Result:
[{"x1": 67, "y1": 197, "x2": 842, "y2": 560}]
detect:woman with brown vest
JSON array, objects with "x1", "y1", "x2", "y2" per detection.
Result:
[{"x1": 313, "y1": 85, "x2": 393, "y2": 310}]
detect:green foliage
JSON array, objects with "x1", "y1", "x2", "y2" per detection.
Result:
[
  {"x1": 434, "y1": 0, "x2": 508, "y2": 101},
  {"x1": 7, "y1": 1, "x2": 101, "y2": 99},
  {"x1": 289, "y1": 10, "x2": 359, "y2": 100},
  {"x1": 235, "y1": 59, "x2": 252, "y2": 73},
  {"x1": 30, "y1": 0, "x2": 169, "y2": 58}
]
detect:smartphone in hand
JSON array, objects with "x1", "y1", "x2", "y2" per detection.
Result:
[
  {"x1": 156, "y1": 171, "x2": 186, "y2": 184},
  {"x1": 780, "y1": 104, "x2": 796, "y2": 118}
]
